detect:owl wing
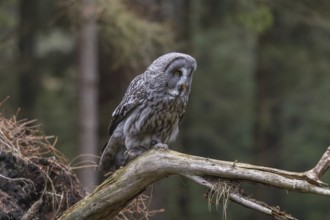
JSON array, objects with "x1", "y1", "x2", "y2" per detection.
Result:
[{"x1": 108, "y1": 74, "x2": 147, "y2": 135}]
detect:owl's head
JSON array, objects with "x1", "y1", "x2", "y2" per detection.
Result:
[{"x1": 146, "y1": 52, "x2": 197, "y2": 98}]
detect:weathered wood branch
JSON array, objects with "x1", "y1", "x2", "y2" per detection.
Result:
[
  {"x1": 58, "y1": 146, "x2": 330, "y2": 220},
  {"x1": 305, "y1": 146, "x2": 330, "y2": 185},
  {"x1": 184, "y1": 174, "x2": 297, "y2": 220}
]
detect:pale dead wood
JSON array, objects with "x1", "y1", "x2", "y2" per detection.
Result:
[
  {"x1": 58, "y1": 147, "x2": 330, "y2": 220},
  {"x1": 305, "y1": 146, "x2": 330, "y2": 186}
]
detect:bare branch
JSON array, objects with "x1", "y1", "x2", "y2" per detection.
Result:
[
  {"x1": 58, "y1": 148, "x2": 330, "y2": 220},
  {"x1": 184, "y1": 175, "x2": 297, "y2": 220},
  {"x1": 305, "y1": 145, "x2": 330, "y2": 186}
]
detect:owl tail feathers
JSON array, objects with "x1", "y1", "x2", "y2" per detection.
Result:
[
  {"x1": 98, "y1": 137, "x2": 127, "y2": 175},
  {"x1": 98, "y1": 149, "x2": 116, "y2": 175}
]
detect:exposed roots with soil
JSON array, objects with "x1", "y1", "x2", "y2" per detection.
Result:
[{"x1": 0, "y1": 112, "x2": 84, "y2": 220}]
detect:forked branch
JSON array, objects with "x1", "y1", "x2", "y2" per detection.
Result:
[
  {"x1": 305, "y1": 146, "x2": 330, "y2": 185},
  {"x1": 58, "y1": 146, "x2": 330, "y2": 220}
]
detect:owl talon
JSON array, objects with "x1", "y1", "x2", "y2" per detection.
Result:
[
  {"x1": 154, "y1": 143, "x2": 168, "y2": 150},
  {"x1": 151, "y1": 140, "x2": 158, "y2": 147}
]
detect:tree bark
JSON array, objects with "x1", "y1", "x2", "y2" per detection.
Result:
[
  {"x1": 18, "y1": 0, "x2": 40, "y2": 119},
  {"x1": 254, "y1": 28, "x2": 283, "y2": 218},
  {"x1": 77, "y1": 0, "x2": 99, "y2": 191},
  {"x1": 58, "y1": 147, "x2": 330, "y2": 220}
]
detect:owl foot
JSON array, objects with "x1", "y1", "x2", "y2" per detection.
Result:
[
  {"x1": 154, "y1": 143, "x2": 168, "y2": 150},
  {"x1": 151, "y1": 140, "x2": 168, "y2": 150}
]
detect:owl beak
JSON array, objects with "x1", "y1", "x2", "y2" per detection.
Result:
[
  {"x1": 178, "y1": 83, "x2": 189, "y2": 96},
  {"x1": 181, "y1": 83, "x2": 187, "y2": 90}
]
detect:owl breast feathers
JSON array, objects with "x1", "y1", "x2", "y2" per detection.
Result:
[{"x1": 99, "y1": 52, "x2": 197, "y2": 173}]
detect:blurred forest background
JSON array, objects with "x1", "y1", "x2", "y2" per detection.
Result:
[{"x1": 1, "y1": 0, "x2": 330, "y2": 219}]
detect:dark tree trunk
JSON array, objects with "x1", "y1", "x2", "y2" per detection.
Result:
[
  {"x1": 18, "y1": 0, "x2": 40, "y2": 119},
  {"x1": 253, "y1": 30, "x2": 282, "y2": 220}
]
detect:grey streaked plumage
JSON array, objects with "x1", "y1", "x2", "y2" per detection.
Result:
[{"x1": 99, "y1": 52, "x2": 197, "y2": 174}]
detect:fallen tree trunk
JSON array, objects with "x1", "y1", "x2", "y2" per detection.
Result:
[{"x1": 58, "y1": 146, "x2": 330, "y2": 220}]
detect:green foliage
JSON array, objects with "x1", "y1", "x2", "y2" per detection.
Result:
[
  {"x1": 65, "y1": 0, "x2": 174, "y2": 73},
  {"x1": 97, "y1": 0, "x2": 173, "y2": 72},
  {"x1": 0, "y1": 0, "x2": 17, "y2": 28},
  {"x1": 237, "y1": 3, "x2": 274, "y2": 33}
]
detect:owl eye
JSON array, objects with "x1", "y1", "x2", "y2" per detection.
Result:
[{"x1": 174, "y1": 70, "x2": 182, "y2": 77}]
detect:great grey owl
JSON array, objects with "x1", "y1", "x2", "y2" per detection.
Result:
[{"x1": 99, "y1": 52, "x2": 197, "y2": 174}]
